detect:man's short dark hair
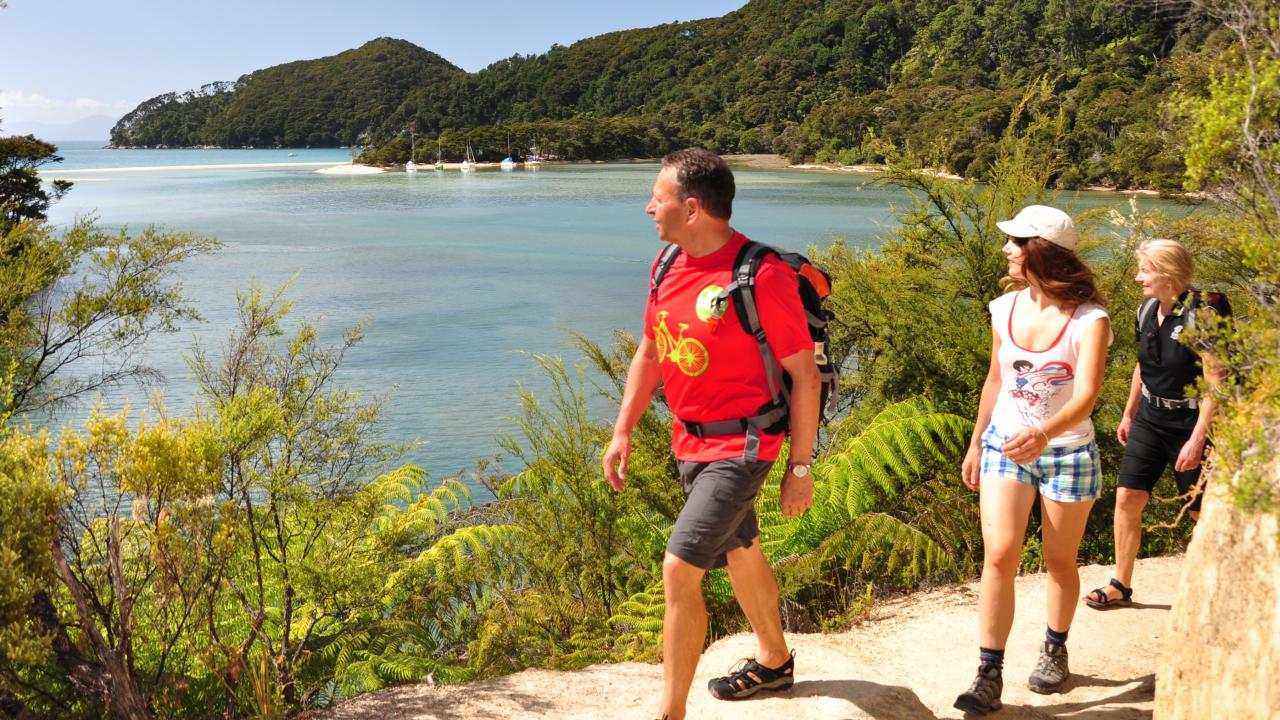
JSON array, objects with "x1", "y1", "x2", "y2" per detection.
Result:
[{"x1": 662, "y1": 148, "x2": 734, "y2": 220}]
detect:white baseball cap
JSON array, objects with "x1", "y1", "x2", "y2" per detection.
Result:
[{"x1": 996, "y1": 205, "x2": 1078, "y2": 251}]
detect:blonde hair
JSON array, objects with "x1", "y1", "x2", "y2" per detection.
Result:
[{"x1": 1136, "y1": 239, "x2": 1194, "y2": 291}]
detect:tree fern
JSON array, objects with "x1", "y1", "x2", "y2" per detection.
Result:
[
  {"x1": 387, "y1": 524, "x2": 523, "y2": 591},
  {"x1": 602, "y1": 583, "x2": 666, "y2": 663},
  {"x1": 365, "y1": 465, "x2": 471, "y2": 546},
  {"x1": 330, "y1": 618, "x2": 473, "y2": 698},
  {"x1": 761, "y1": 397, "x2": 976, "y2": 596}
]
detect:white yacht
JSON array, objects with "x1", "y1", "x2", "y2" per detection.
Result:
[
  {"x1": 460, "y1": 141, "x2": 476, "y2": 172},
  {"x1": 500, "y1": 134, "x2": 515, "y2": 171}
]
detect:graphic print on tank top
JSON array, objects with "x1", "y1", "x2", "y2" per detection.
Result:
[
  {"x1": 1008, "y1": 358, "x2": 1075, "y2": 427},
  {"x1": 988, "y1": 290, "x2": 1111, "y2": 448}
]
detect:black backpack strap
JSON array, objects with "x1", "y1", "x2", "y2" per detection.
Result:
[
  {"x1": 729, "y1": 241, "x2": 791, "y2": 411},
  {"x1": 1136, "y1": 298, "x2": 1159, "y2": 343},
  {"x1": 649, "y1": 243, "x2": 682, "y2": 300}
]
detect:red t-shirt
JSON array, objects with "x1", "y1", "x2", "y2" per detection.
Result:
[{"x1": 643, "y1": 231, "x2": 813, "y2": 462}]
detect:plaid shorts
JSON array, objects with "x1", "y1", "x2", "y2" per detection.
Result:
[{"x1": 980, "y1": 424, "x2": 1101, "y2": 503}]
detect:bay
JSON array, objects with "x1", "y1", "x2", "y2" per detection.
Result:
[{"x1": 42, "y1": 142, "x2": 1187, "y2": 494}]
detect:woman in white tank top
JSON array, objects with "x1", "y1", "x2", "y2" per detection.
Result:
[{"x1": 953, "y1": 205, "x2": 1112, "y2": 716}]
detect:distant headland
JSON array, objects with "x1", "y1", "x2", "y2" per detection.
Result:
[{"x1": 109, "y1": 1, "x2": 1214, "y2": 192}]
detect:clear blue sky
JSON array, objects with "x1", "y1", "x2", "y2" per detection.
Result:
[{"x1": 0, "y1": 0, "x2": 745, "y2": 137}]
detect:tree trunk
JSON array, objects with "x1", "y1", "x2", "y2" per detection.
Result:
[{"x1": 50, "y1": 540, "x2": 151, "y2": 720}]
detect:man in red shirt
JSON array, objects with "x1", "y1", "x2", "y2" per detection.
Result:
[{"x1": 602, "y1": 148, "x2": 820, "y2": 720}]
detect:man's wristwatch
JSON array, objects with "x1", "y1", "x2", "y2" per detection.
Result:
[{"x1": 787, "y1": 462, "x2": 812, "y2": 478}]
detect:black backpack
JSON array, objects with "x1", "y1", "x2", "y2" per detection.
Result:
[
  {"x1": 650, "y1": 240, "x2": 839, "y2": 442},
  {"x1": 1135, "y1": 289, "x2": 1232, "y2": 342}
]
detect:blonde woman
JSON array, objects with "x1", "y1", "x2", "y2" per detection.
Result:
[
  {"x1": 1084, "y1": 239, "x2": 1231, "y2": 609},
  {"x1": 955, "y1": 206, "x2": 1112, "y2": 715}
]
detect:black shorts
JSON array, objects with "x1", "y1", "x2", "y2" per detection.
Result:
[
  {"x1": 667, "y1": 457, "x2": 773, "y2": 570},
  {"x1": 1117, "y1": 414, "x2": 1207, "y2": 512}
]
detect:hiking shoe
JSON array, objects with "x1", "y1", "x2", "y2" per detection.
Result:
[
  {"x1": 707, "y1": 650, "x2": 795, "y2": 700},
  {"x1": 1028, "y1": 642, "x2": 1069, "y2": 694},
  {"x1": 953, "y1": 666, "x2": 1003, "y2": 715}
]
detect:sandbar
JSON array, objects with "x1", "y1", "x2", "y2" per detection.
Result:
[
  {"x1": 40, "y1": 161, "x2": 343, "y2": 176},
  {"x1": 314, "y1": 164, "x2": 385, "y2": 175}
]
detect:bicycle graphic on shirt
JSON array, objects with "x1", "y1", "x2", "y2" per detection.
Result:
[{"x1": 653, "y1": 311, "x2": 710, "y2": 377}]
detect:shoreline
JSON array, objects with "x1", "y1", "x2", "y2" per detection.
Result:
[
  {"x1": 725, "y1": 154, "x2": 1177, "y2": 195},
  {"x1": 40, "y1": 161, "x2": 345, "y2": 178},
  {"x1": 38, "y1": 153, "x2": 1185, "y2": 196}
]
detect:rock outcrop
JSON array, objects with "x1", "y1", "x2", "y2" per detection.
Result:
[{"x1": 1156, "y1": 462, "x2": 1280, "y2": 719}]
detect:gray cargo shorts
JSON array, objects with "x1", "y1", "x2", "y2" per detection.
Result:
[{"x1": 667, "y1": 457, "x2": 775, "y2": 570}]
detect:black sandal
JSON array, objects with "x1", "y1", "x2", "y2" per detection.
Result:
[
  {"x1": 707, "y1": 649, "x2": 795, "y2": 700},
  {"x1": 1085, "y1": 578, "x2": 1133, "y2": 609}
]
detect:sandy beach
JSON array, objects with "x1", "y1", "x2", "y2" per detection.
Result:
[
  {"x1": 314, "y1": 163, "x2": 385, "y2": 174},
  {"x1": 727, "y1": 154, "x2": 965, "y2": 180},
  {"x1": 46, "y1": 161, "x2": 343, "y2": 175}
]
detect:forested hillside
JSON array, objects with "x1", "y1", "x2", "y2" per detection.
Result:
[
  {"x1": 110, "y1": 0, "x2": 1208, "y2": 188},
  {"x1": 110, "y1": 38, "x2": 464, "y2": 148}
]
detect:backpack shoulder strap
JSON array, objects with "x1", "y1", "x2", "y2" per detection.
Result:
[
  {"x1": 1136, "y1": 298, "x2": 1159, "y2": 342},
  {"x1": 727, "y1": 240, "x2": 779, "y2": 335},
  {"x1": 649, "y1": 243, "x2": 682, "y2": 299},
  {"x1": 725, "y1": 240, "x2": 790, "y2": 413},
  {"x1": 1186, "y1": 289, "x2": 1202, "y2": 329}
]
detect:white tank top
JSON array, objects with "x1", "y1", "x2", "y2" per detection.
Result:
[{"x1": 988, "y1": 290, "x2": 1112, "y2": 447}]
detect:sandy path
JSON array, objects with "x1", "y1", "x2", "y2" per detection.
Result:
[{"x1": 314, "y1": 556, "x2": 1179, "y2": 719}]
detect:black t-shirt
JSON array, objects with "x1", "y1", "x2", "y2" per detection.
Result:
[{"x1": 1136, "y1": 289, "x2": 1231, "y2": 430}]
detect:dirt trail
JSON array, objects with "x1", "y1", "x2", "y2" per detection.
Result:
[{"x1": 315, "y1": 556, "x2": 1180, "y2": 720}]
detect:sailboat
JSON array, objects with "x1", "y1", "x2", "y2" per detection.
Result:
[
  {"x1": 434, "y1": 139, "x2": 444, "y2": 171},
  {"x1": 525, "y1": 143, "x2": 542, "y2": 168},
  {"x1": 500, "y1": 133, "x2": 515, "y2": 171},
  {"x1": 460, "y1": 141, "x2": 476, "y2": 172},
  {"x1": 405, "y1": 129, "x2": 418, "y2": 173}
]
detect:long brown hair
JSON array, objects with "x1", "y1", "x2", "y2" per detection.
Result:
[{"x1": 1005, "y1": 237, "x2": 1104, "y2": 307}]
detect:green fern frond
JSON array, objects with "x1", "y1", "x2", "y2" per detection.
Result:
[
  {"x1": 760, "y1": 397, "x2": 976, "y2": 593},
  {"x1": 331, "y1": 617, "x2": 475, "y2": 698},
  {"x1": 387, "y1": 524, "x2": 522, "y2": 591},
  {"x1": 603, "y1": 582, "x2": 666, "y2": 662},
  {"x1": 372, "y1": 473, "x2": 472, "y2": 545},
  {"x1": 818, "y1": 398, "x2": 971, "y2": 524},
  {"x1": 775, "y1": 509, "x2": 962, "y2": 594}
]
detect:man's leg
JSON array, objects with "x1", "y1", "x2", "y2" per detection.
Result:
[
  {"x1": 724, "y1": 539, "x2": 790, "y2": 669},
  {"x1": 660, "y1": 552, "x2": 707, "y2": 720}
]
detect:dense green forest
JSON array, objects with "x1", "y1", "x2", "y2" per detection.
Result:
[
  {"x1": 113, "y1": 0, "x2": 1210, "y2": 189},
  {"x1": 5, "y1": 1, "x2": 1277, "y2": 717}
]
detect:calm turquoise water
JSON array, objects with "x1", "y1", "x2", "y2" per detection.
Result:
[{"x1": 42, "y1": 142, "x2": 1187, "y2": 493}]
